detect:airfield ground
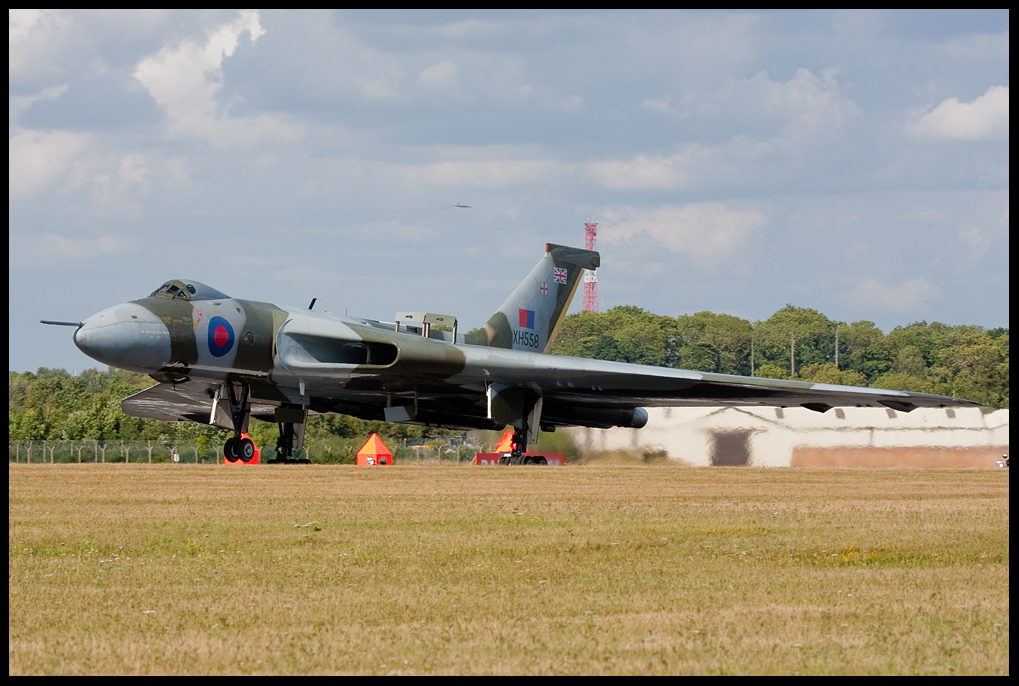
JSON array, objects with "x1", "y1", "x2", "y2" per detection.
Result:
[{"x1": 8, "y1": 464, "x2": 1009, "y2": 675}]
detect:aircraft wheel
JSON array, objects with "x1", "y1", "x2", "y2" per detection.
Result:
[
  {"x1": 523, "y1": 455, "x2": 535, "y2": 465},
  {"x1": 536, "y1": 456, "x2": 548, "y2": 465},
  {"x1": 224, "y1": 437, "x2": 239, "y2": 463},
  {"x1": 238, "y1": 438, "x2": 256, "y2": 462}
]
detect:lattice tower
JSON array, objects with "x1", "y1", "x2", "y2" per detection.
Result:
[{"x1": 583, "y1": 221, "x2": 599, "y2": 313}]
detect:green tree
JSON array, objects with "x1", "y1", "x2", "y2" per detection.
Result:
[
  {"x1": 798, "y1": 362, "x2": 867, "y2": 387},
  {"x1": 933, "y1": 332, "x2": 1009, "y2": 406},
  {"x1": 677, "y1": 341, "x2": 721, "y2": 373},
  {"x1": 552, "y1": 307, "x2": 682, "y2": 367},
  {"x1": 869, "y1": 372, "x2": 940, "y2": 394},
  {"x1": 755, "y1": 363, "x2": 789, "y2": 380},
  {"x1": 753, "y1": 306, "x2": 837, "y2": 377},
  {"x1": 892, "y1": 345, "x2": 927, "y2": 377},
  {"x1": 675, "y1": 312, "x2": 753, "y2": 374}
]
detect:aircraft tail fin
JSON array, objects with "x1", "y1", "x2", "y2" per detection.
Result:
[{"x1": 465, "y1": 243, "x2": 599, "y2": 353}]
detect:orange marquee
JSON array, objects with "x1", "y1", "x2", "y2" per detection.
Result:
[{"x1": 356, "y1": 433, "x2": 393, "y2": 466}]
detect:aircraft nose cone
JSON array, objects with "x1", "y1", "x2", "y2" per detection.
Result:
[{"x1": 74, "y1": 304, "x2": 172, "y2": 373}]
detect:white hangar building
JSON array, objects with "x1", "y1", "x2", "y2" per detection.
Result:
[{"x1": 568, "y1": 407, "x2": 1009, "y2": 468}]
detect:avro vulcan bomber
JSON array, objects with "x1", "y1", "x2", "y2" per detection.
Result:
[{"x1": 44, "y1": 244, "x2": 979, "y2": 463}]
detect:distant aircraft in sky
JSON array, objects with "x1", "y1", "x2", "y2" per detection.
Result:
[
  {"x1": 43, "y1": 243, "x2": 979, "y2": 464},
  {"x1": 452, "y1": 203, "x2": 471, "y2": 208}
]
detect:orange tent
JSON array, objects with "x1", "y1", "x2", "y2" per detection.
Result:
[
  {"x1": 493, "y1": 429, "x2": 515, "y2": 453},
  {"x1": 356, "y1": 433, "x2": 393, "y2": 466}
]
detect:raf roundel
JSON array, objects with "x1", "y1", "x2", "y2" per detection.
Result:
[{"x1": 207, "y1": 316, "x2": 235, "y2": 357}]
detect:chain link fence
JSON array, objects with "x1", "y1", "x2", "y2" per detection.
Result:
[{"x1": 9, "y1": 435, "x2": 495, "y2": 465}]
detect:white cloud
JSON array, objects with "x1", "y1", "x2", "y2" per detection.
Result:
[
  {"x1": 956, "y1": 199, "x2": 1010, "y2": 257},
  {"x1": 554, "y1": 94, "x2": 586, "y2": 112},
  {"x1": 163, "y1": 156, "x2": 191, "y2": 189},
  {"x1": 8, "y1": 128, "x2": 91, "y2": 201},
  {"x1": 9, "y1": 83, "x2": 68, "y2": 127},
  {"x1": 587, "y1": 149, "x2": 703, "y2": 190},
  {"x1": 594, "y1": 69, "x2": 859, "y2": 190},
  {"x1": 132, "y1": 9, "x2": 300, "y2": 149},
  {"x1": 417, "y1": 61, "x2": 460, "y2": 92},
  {"x1": 910, "y1": 85, "x2": 1009, "y2": 141},
  {"x1": 437, "y1": 19, "x2": 498, "y2": 40},
  {"x1": 9, "y1": 231, "x2": 124, "y2": 261},
  {"x1": 403, "y1": 158, "x2": 562, "y2": 188},
  {"x1": 841, "y1": 277, "x2": 939, "y2": 313},
  {"x1": 639, "y1": 96, "x2": 673, "y2": 115},
  {"x1": 8, "y1": 9, "x2": 72, "y2": 83},
  {"x1": 115, "y1": 153, "x2": 149, "y2": 186},
  {"x1": 91, "y1": 153, "x2": 151, "y2": 218},
  {"x1": 940, "y1": 31, "x2": 1010, "y2": 62},
  {"x1": 758, "y1": 68, "x2": 858, "y2": 133},
  {"x1": 640, "y1": 68, "x2": 859, "y2": 132},
  {"x1": 600, "y1": 203, "x2": 766, "y2": 261}
]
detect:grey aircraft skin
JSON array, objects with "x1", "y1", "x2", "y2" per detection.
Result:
[{"x1": 47, "y1": 243, "x2": 980, "y2": 463}]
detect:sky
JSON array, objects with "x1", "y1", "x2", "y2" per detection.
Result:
[{"x1": 9, "y1": 9, "x2": 1010, "y2": 373}]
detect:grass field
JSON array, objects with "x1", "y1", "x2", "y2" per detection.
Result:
[{"x1": 8, "y1": 464, "x2": 1009, "y2": 675}]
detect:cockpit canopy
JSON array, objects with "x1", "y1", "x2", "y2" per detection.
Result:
[{"x1": 150, "y1": 280, "x2": 230, "y2": 301}]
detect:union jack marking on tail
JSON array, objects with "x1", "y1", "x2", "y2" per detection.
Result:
[{"x1": 553, "y1": 267, "x2": 568, "y2": 284}]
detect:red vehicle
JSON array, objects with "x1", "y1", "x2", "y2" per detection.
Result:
[{"x1": 473, "y1": 430, "x2": 566, "y2": 465}]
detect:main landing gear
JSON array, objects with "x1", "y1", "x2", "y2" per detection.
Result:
[
  {"x1": 272, "y1": 421, "x2": 309, "y2": 464},
  {"x1": 497, "y1": 424, "x2": 549, "y2": 465},
  {"x1": 270, "y1": 403, "x2": 310, "y2": 464}
]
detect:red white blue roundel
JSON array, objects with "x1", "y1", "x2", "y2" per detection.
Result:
[{"x1": 207, "y1": 316, "x2": 235, "y2": 357}]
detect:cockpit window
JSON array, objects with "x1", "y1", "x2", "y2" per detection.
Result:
[
  {"x1": 150, "y1": 280, "x2": 230, "y2": 301},
  {"x1": 150, "y1": 283, "x2": 183, "y2": 299}
]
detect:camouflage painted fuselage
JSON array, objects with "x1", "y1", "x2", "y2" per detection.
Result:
[{"x1": 69, "y1": 245, "x2": 981, "y2": 437}]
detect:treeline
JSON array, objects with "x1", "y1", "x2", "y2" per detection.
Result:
[
  {"x1": 8, "y1": 367, "x2": 453, "y2": 446},
  {"x1": 8, "y1": 305, "x2": 1009, "y2": 447},
  {"x1": 551, "y1": 305, "x2": 1008, "y2": 408}
]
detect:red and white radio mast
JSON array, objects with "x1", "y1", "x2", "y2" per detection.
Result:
[{"x1": 583, "y1": 221, "x2": 599, "y2": 313}]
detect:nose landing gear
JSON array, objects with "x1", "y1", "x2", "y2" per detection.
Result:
[
  {"x1": 215, "y1": 384, "x2": 310, "y2": 464},
  {"x1": 224, "y1": 435, "x2": 257, "y2": 463},
  {"x1": 220, "y1": 383, "x2": 256, "y2": 463}
]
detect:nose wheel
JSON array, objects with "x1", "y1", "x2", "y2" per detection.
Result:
[{"x1": 224, "y1": 435, "x2": 256, "y2": 463}]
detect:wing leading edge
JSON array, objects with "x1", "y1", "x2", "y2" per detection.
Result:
[{"x1": 453, "y1": 345, "x2": 980, "y2": 414}]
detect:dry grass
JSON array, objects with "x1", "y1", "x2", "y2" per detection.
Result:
[{"x1": 9, "y1": 464, "x2": 1009, "y2": 675}]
